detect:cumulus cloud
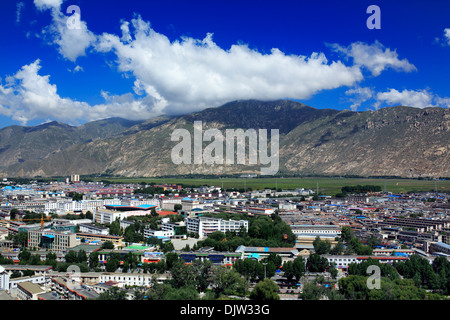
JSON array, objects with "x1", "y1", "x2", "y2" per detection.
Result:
[
  {"x1": 33, "y1": 0, "x2": 62, "y2": 11},
  {"x1": 344, "y1": 86, "x2": 374, "y2": 111},
  {"x1": 0, "y1": 60, "x2": 90, "y2": 124},
  {"x1": 376, "y1": 88, "x2": 450, "y2": 109},
  {"x1": 444, "y1": 28, "x2": 450, "y2": 45},
  {"x1": 329, "y1": 41, "x2": 417, "y2": 76},
  {"x1": 23, "y1": 5, "x2": 427, "y2": 121},
  {"x1": 35, "y1": 0, "x2": 96, "y2": 62},
  {"x1": 0, "y1": 60, "x2": 161, "y2": 125},
  {"x1": 95, "y1": 16, "x2": 364, "y2": 116}
]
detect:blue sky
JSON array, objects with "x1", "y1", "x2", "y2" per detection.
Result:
[{"x1": 0, "y1": 0, "x2": 449, "y2": 128}]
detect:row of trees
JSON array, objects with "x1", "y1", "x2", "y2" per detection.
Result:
[
  {"x1": 99, "y1": 253, "x2": 281, "y2": 301},
  {"x1": 339, "y1": 255, "x2": 450, "y2": 299},
  {"x1": 341, "y1": 185, "x2": 382, "y2": 194}
]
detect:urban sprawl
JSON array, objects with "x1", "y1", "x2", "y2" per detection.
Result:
[{"x1": 1, "y1": 175, "x2": 450, "y2": 301}]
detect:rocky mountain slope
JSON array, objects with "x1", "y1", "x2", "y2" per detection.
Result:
[{"x1": 1, "y1": 100, "x2": 448, "y2": 178}]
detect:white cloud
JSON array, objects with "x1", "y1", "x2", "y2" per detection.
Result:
[
  {"x1": 16, "y1": 2, "x2": 25, "y2": 23},
  {"x1": 95, "y1": 16, "x2": 364, "y2": 116},
  {"x1": 0, "y1": 60, "x2": 89, "y2": 124},
  {"x1": 330, "y1": 41, "x2": 417, "y2": 76},
  {"x1": 35, "y1": 1, "x2": 96, "y2": 62},
  {"x1": 33, "y1": 0, "x2": 62, "y2": 11},
  {"x1": 444, "y1": 28, "x2": 450, "y2": 45},
  {"x1": 0, "y1": 60, "x2": 162, "y2": 125},
  {"x1": 376, "y1": 88, "x2": 449, "y2": 109},
  {"x1": 344, "y1": 86, "x2": 374, "y2": 111}
]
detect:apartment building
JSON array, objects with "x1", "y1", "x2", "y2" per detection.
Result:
[
  {"x1": 322, "y1": 254, "x2": 408, "y2": 272},
  {"x1": 27, "y1": 229, "x2": 80, "y2": 252},
  {"x1": 51, "y1": 277, "x2": 99, "y2": 300},
  {"x1": 185, "y1": 217, "x2": 248, "y2": 238}
]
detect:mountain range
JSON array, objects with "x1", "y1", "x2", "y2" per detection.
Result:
[{"x1": 1, "y1": 100, "x2": 449, "y2": 178}]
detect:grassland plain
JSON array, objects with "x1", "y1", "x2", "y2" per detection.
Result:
[{"x1": 91, "y1": 177, "x2": 450, "y2": 196}]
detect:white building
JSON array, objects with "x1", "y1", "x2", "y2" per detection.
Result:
[
  {"x1": 291, "y1": 224, "x2": 341, "y2": 237},
  {"x1": 45, "y1": 199, "x2": 122, "y2": 215},
  {"x1": 78, "y1": 224, "x2": 109, "y2": 235},
  {"x1": 144, "y1": 228, "x2": 174, "y2": 238},
  {"x1": 185, "y1": 217, "x2": 248, "y2": 238},
  {"x1": 247, "y1": 207, "x2": 275, "y2": 215}
]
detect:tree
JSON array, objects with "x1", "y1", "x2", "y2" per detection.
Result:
[
  {"x1": 263, "y1": 253, "x2": 282, "y2": 269},
  {"x1": 313, "y1": 236, "x2": 332, "y2": 255},
  {"x1": 329, "y1": 263, "x2": 338, "y2": 279},
  {"x1": 165, "y1": 252, "x2": 180, "y2": 270},
  {"x1": 211, "y1": 265, "x2": 242, "y2": 298},
  {"x1": 105, "y1": 257, "x2": 119, "y2": 272},
  {"x1": 109, "y1": 220, "x2": 122, "y2": 236},
  {"x1": 329, "y1": 241, "x2": 344, "y2": 255},
  {"x1": 249, "y1": 279, "x2": 279, "y2": 300},
  {"x1": 14, "y1": 231, "x2": 28, "y2": 248},
  {"x1": 174, "y1": 204, "x2": 182, "y2": 212},
  {"x1": 291, "y1": 256, "x2": 306, "y2": 281},
  {"x1": 366, "y1": 235, "x2": 381, "y2": 249},
  {"x1": 162, "y1": 241, "x2": 175, "y2": 253},
  {"x1": 10, "y1": 208, "x2": 19, "y2": 220},
  {"x1": 85, "y1": 211, "x2": 93, "y2": 220},
  {"x1": 340, "y1": 226, "x2": 354, "y2": 242},
  {"x1": 307, "y1": 254, "x2": 329, "y2": 273},
  {"x1": 18, "y1": 249, "x2": 32, "y2": 264},
  {"x1": 77, "y1": 250, "x2": 87, "y2": 264},
  {"x1": 65, "y1": 251, "x2": 78, "y2": 264},
  {"x1": 89, "y1": 251, "x2": 99, "y2": 269},
  {"x1": 98, "y1": 287, "x2": 128, "y2": 300},
  {"x1": 301, "y1": 280, "x2": 324, "y2": 300},
  {"x1": 101, "y1": 241, "x2": 115, "y2": 249}
]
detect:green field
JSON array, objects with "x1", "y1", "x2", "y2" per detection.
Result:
[{"x1": 91, "y1": 177, "x2": 450, "y2": 195}]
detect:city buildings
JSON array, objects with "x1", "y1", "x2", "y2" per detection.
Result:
[{"x1": 185, "y1": 216, "x2": 248, "y2": 238}]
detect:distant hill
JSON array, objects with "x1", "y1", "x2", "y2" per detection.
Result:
[{"x1": 1, "y1": 100, "x2": 448, "y2": 178}]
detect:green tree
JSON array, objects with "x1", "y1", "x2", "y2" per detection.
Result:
[
  {"x1": 65, "y1": 251, "x2": 78, "y2": 264},
  {"x1": 249, "y1": 279, "x2": 279, "y2": 300},
  {"x1": 340, "y1": 226, "x2": 354, "y2": 242},
  {"x1": 105, "y1": 257, "x2": 119, "y2": 272},
  {"x1": 329, "y1": 241, "x2": 344, "y2": 255},
  {"x1": 101, "y1": 241, "x2": 115, "y2": 249},
  {"x1": 98, "y1": 287, "x2": 128, "y2": 300},
  {"x1": 211, "y1": 265, "x2": 242, "y2": 298},
  {"x1": 306, "y1": 254, "x2": 329, "y2": 273},
  {"x1": 162, "y1": 241, "x2": 175, "y2": 253},
  {"x1": 89, "y1": 251, "x2": 99, "y2": 269},
  {"x1": 313, "y1": 236, "x2": 332, "y2": 255},
  {"x1": 301, "y1": 280, "x2": 324, "y2": 300},
  {"x1": 10, "y1": 208, "x2": 19, "y2": 220},
  {"x1": 109, "y1": 220, "x2": 122, "y2": 236},
  {"x1": 18, "y1": 248, "x2": 32, "y2": 264},
  {"x1": 14, "y1": 231, "x2": 28, "y2": 248},
  {"x1": 165, "y1": 252, "x2": 180, "y2": 270}
]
